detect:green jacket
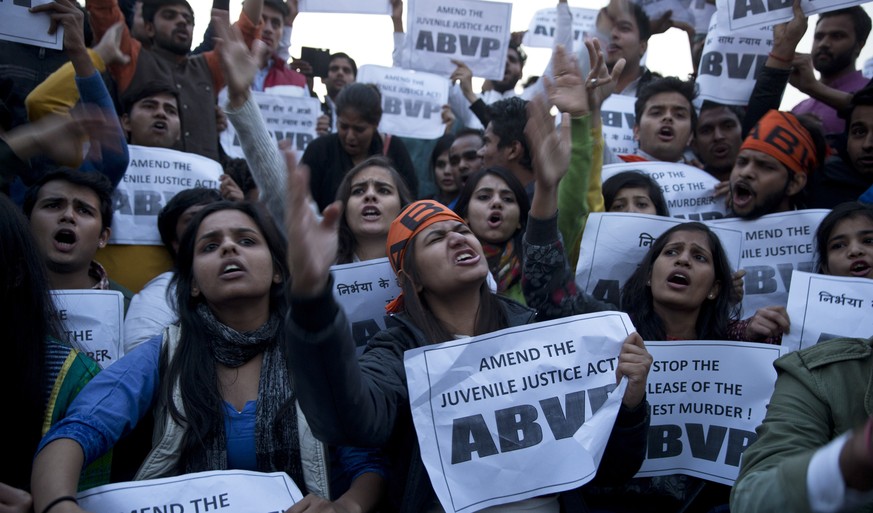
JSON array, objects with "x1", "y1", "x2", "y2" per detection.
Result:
[{"x1": 731, "y1": 336, "x2": 873, "y2": 513}]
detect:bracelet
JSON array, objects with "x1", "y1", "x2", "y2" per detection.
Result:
[
  {"x1": 768, "y1": 51, "x2": 793, "y2": 64},
  {"x1": 41, "y1": 496, "x2": 78, "y2": 513}
]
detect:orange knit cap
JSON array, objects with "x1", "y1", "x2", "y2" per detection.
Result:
[
  {"x1": 740, "y1": 110, "x2": 818, "y2": 175},
  {"x1": 385, "y1": 200, "x2": 466, "y2": 313}
]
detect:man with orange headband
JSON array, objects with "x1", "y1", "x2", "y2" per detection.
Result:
[{"x1": 728, "y1": 110, "x2": 826, "y2": 219}]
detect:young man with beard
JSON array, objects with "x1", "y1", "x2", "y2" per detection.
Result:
[
  {"x1": 729, "y1": 110, "x2": 827, "y2": 219},
  {"x1": 811, "y1": 87, "x2": 873, "y2": 207},
  {"x1": 791, "y1": 7, "x2": 871, "y2": 137},
  {"x1": 692, "y1": 102, "x2": 745, "y2": 183}
]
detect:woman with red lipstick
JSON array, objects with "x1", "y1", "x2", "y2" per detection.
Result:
[
  {"x1": 30, "y1": 201, "x2": 386, "y2": 513},
  {"x1": 454, "y1": 167, "x2": 530, "y2": 303},
  {"x1": 335, "y1": 156, "x2": 412, "y2": 264}
]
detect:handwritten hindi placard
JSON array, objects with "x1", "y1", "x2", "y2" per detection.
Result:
[
  {"x1": 781, "y1": 271, "x2": 873, "y2": 352},
  {"x1": 331, "y1": 258, "x2": 400, "y2": 353}
]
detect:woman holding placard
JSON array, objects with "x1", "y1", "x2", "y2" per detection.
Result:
[
  {"x1": 283, "y1": 157, "x2": 652, "y2": 510},
  {"x1": 29, "y1": 201, "x2": 385, "y2": 513}
]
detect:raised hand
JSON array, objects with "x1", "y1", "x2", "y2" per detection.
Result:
[
  {"x1": 450, "y1": 60, "x2": 477, "y2": 103},
  {"x1": 547, "y1": 45, "x2": 588, "y2": 117},
  {"x1": 585, "y1": 38, "x2": 625, "y2": 114},
  {"x1": 770, "y1": 0, "x2": 807, "y2": 67},
  {"x1": 93, "y1": 22, "x2": 131, "y2": 67},
  {"x1": 285, "y1": 152, "x2": 342, "y2": 297},
  {"x1": 214, "y1": 15, "x2": 269, "y2": 108}
]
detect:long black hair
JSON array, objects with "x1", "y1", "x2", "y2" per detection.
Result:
[
  {"x1": 397, "y1": 236, "x2": 507, "y2": 345},
  {"x1": 335, "y1": 156, "x2": 412, "y2": 264},
  {"x1": 815, "y1": 201, "x2": 873, "y2": 274},
  {"x1": 620, "y1": 222, "x2": 736, "y2": 340},
  {"x1": 454, "y1": 166, "x2": 530, "y2": 249},
  {"x1": 166, "y1": 201, "x2": 289, "y2": 469},
  {"x1": 1, "y1": 194, "x2": 64, "y2": 489}
]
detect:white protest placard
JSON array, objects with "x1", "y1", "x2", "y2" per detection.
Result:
[
  {"x1": 331, "y1": 257, "x2": 400, "y2": 352},
  {"x1": 637, "y1": 341, "x2": 784, "y2": 484},
  {"x1": 299, "y1": 0, "x2": 390, "y2": 14},
  {"x1": 696, "y1": 13, "x2": 773, "y2": 106},
  {"x1": 864, "y1": 56, "x2": 873, "y2": 79},
  {"x1": 0, "y1": 0, "x2": 62, "y2": 50},
  {"x1": 781, "y1": 271, "x2": 873, "y2": 352},
  {"x1": 110, "y1": 146, "x2": 221, "y2": 245},
  {"x1": 404, "y1": 0, "x2": 512, "y2": 81},
  {"x1": 575, "y1": 213, "x2": 743, "y2": 306},
  {"x1": 77, "y1": 469, "x2": 304, "y2": 513},
  {"x1": 600, "y1": 94, "x2": 638, "y2": 157},
  {"x1": 716, "y1": 0, "x2": 868, "y2": 32},
  {"x1": 52, "y1": 290, "x2": 124, "y2": 368},
  {"x1": 709, "y1": 209, "x2": 828, "y2": 317},
  {"x1": 602, "y1": 162, "x2": 730, "y2": 221},
  {"x1": 522, "y1": 7, "x2": 598, "y2": 49},
  {"x1": 357, "y1": 65, "x2": 450, "y2": 139},
  {"x1": 405, "y1": 311, "x2": 633, "y2": 513},
  {"x1": 220, "y1": 91, "x2": 321, "y2": 161},
  {"x1": 686, "y1": 0, "x2": 718, "y2": 35}
]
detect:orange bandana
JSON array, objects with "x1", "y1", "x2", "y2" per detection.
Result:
[
  {"x1": 740, "y1": 110, "x2": 818, "y2": 175},
  {"x1": 385, "y1": 200, "x2": 466, "y2": 313}
]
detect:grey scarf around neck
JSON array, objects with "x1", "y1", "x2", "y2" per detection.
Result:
[{"x1": 185, "y1": 305, "x2": 305, "y2": 491}]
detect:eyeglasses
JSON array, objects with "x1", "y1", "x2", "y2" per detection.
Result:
[{"x1": 448, "y1": 151, "x2": 481, "y2": 166}]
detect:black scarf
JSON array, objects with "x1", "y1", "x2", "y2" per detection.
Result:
[{"x1": 185, "y1": 305, "x2": 306, "y2": 491}]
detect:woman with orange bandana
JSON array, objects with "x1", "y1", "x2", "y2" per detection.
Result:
[{"x1": 283, "y1": 145, "x2": 654, "y2": 513}]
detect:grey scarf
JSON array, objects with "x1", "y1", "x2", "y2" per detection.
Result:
[{"x1": 186, "y1": 305, "x2": 306, "y2": 490}]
